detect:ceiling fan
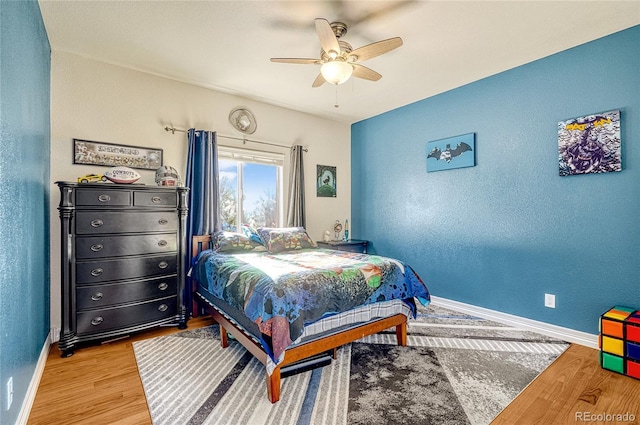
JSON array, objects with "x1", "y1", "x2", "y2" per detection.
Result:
[{"x1": 270, "y1": 18, "x2": 403, "y2": 87}]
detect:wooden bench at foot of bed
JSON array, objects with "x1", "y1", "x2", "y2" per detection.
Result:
[{"x1": 191, "y1": 234, "x2": 408, "y2": 403}]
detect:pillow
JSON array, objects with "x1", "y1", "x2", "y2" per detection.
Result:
[
  {"x1": 212, "y1": 231, "x2": 266, "y2": 253},
  {"x1": 241, "y1": 224, "x2": 263, "y2": 245},
  {"x1": 256, "y1": 227, "x2": 317, "y2": 254}
]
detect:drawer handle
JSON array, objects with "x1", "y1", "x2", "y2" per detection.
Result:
[
  {"x1": 91, "y1": 292, "x2": 104, "y2": 301},
  {"x1": 158, "y1": 240, "x2": 168, "y2": 247},
  {"x1": 158, "y1": 304, "x2": 168, "y2": 312},
  {"x1": 90, "y1": 219, "x2": 104, "y2": 228},
  {"x1": 158, "y1": 282, "x2": 169, "y2": 291},
  {"x1": 90, "y1": 244, "x2": 104, "y2": 252},
  {"x1": 151, "y1": 196, "x2": 162, "y2": 204},
  {"x1": 98, "y1": 194, "x2": 111, "y2": 203},
  {"x1": 91, "y1": 316, "x2": 104, "y2": 326},
  {"x1": 158, "y1": 219, "x2": 168, "y2": 225},
  {"x1": 158, "y1": 261, "x2": 169, "y2": 270},
  {"x1": 90, "y1": 268, "x2": 103, "y2": 277}
]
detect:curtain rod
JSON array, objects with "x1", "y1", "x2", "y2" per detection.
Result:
[{"x1": 163, "y1": 126, "x2": 307, "y2": 152}]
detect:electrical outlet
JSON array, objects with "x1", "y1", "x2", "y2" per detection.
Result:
[
  {"x1": 6, "y1": 376, "x2": 13, "y2": 411},
  {"x1": 544, "y1": 293, "x2": 556, "y2": 309}
]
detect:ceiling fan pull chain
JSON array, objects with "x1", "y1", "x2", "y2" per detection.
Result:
[{"x1": 334, "y1": 86, "x2": 340, "y2": 108}]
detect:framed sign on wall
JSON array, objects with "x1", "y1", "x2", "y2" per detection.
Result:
[
  {"x1": 427, "y1": 133, "x2": 476, "y2": 172},
  {"x1": 73, "y1": 139, "x2": 163, "y2": 170},
  {"x1": 558, "y1": 110, "x2": 621, "y2": 176}
]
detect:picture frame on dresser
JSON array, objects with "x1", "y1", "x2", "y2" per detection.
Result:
[{"x1": 56, "y1": 181, "x2": 189, "y2": 357}]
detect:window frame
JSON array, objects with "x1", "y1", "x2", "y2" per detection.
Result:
[{"x1": 217, "y1": 147, "x2": 285, "y2": 230}]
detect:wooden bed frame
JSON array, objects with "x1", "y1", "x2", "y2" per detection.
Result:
[{"x1": 190, "y1": 234, "x2": 408, "y2": 403}]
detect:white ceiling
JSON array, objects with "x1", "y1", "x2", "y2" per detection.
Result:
[{"x1": 39, "y1": 0, "x2": 640, "y2": 124}]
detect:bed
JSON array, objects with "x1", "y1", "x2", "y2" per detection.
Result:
[{"x1": 189, "y1": 227, "x2": 430, "y2": 403}]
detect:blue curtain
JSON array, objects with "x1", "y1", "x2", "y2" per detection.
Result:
[{"x1": 185, "y1": 129, "x2": 220, "y2": 316}]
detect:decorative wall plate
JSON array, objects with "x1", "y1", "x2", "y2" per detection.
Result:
[{"x1": 229, "y1": 107, "x2": 257, "y2": 135}]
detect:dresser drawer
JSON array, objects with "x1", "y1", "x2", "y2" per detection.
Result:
[
  {"x1": 76, "y1": 296, "x2": 177, "y2": 336},
  {"x1": 76, "y1": 254, "x2": 177, "y2": 284},
  {"x1": 76, "y1": 189, "x2": 131, "y2": 207},
  {"x1": 134, "y1": 191, "x2": 177, "y2": 207},
  {"x1": 76, "y1": 276, "x2": 177, "y2": 309},
  {"x1": 75, "y1": 211, "x2": 178, "y2": 234},
  {"x1": 76, "y1": 233, "x2": 177, "y2": 259}
]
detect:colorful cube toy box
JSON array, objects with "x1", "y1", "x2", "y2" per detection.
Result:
[{"x1": 599, "y1": 306, "x2": 640, "y2": 379}]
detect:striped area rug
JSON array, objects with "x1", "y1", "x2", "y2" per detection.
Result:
[{"x1": 133, "y1": 305, "x2": 568, "y2": 425}]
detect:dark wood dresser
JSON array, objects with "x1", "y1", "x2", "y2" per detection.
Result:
[{"x1": 56, "y1": 182, "x2": 189, "y2": 357}]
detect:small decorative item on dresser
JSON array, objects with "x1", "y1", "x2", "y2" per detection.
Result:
[
  {"x1": 599, "y1": 306, "x2": 640, "y2": 380},
  {"x1": 104, "y1": 166, "x2": 141, "y2": 184},
  {"x1": 155, "y1": 165, "x2": 181, "y2": 186},
  {"x1": 77, "y1": 173, "x2": 107, "y2": 183}
]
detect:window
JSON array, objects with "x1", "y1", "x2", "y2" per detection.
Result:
[{"x1": 218, "y1": 147, "x2": 284, "y2": 232}]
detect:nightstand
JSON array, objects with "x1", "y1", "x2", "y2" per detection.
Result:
[{"x1": 316, "y1": 239, "x2": 368, "y2": 254}]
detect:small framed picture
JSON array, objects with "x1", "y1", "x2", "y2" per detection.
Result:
[
  {"x1": 317, "y1": 165, "x2": 336, "y2": 197},
  {"x1": 427, "y1": 133, "x2": 475, "y2": 172}
]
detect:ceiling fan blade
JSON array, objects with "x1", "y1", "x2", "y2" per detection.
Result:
[
  {"x1": 312, "y1": 74, "x2": 326, "y2": 87},
  {"x1": 270, "y1": 58, "x2": 319, "y2": 64},
  {"x1": 352, "y1": 64, "x2": 382, "y2": 81},
  {"x1": 349, "y1": 1, "x2": 417, "y2": 26},
  {"x1": 349, "y1": 37, "x2": 403, "y2": 62},
  {"x1": 315, "y1": 18, "x2": 340, "y2": 55}
]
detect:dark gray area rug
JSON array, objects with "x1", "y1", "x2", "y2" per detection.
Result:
[{"x1": 133, "y1": 304, "x2": 569, "y2": 425}]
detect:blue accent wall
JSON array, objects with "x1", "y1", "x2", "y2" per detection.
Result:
[
  {"x1": 0, "y1": 0, "x2": 51, "y2": 423},
  {"x1": 352, "y1": 26, "x2": 639, "y2": 334}
]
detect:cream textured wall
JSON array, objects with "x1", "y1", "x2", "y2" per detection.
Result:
[{"x1": 49, "y1": 51, "x2": 351, "y2": 332}]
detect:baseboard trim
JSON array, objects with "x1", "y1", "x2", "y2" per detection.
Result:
[
  {"x1": 430, "y1": 296, "x2": 598, "y2": 349},
  {"x1": 17, "y1": 330, "x2": 52, "y2": 425}
]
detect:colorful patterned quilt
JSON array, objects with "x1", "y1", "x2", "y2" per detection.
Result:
[{"x1": 193, "y1": 248, "x2": 430, "y2": 363}]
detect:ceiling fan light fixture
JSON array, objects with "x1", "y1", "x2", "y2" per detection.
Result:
[
  {"x1": 270, "y1": 18, "x2": 402, "y2": 88},
  {"x1": 320, "y1": 60, "x2": 353, "y2": 85}
]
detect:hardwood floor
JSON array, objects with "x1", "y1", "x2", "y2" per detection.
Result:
[
  {"x1": 492, "y1": 344, "x2": 640, "y2": 424},
  {"x1": 28, "y1": 319, "x2": 640, "y2": 425},
  {"x1": 28, "y1": 316, "x2": 215, "y2": 425}
]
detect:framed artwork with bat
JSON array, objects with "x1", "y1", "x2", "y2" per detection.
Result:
[
  {"x1": 558, "y1": 110, "x2": 621, "y2": 176},
  {"x1": 427, "y1": 133, "x2": 476, "y2": 172},
  {"x1": 317, "y1": 165, "x2": 337, "y2": 197}
]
